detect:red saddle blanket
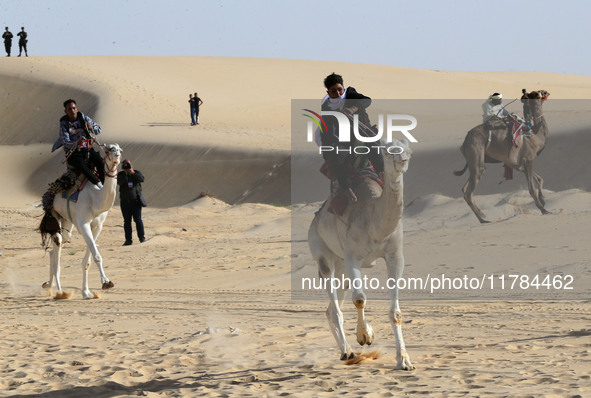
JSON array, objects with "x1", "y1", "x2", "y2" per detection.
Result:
[{"x1": 508, "y1": 118, "x2": 528, "y2": 147}]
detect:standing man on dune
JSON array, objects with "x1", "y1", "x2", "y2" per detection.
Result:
[
  {"x1": 193, "y1": 92, "x2": 203, "y2": 125},
  {"x1": 189, "y1": 93, "x2": 196, "y2": 125},
  {"x1": 2, "y1": 27, "x2": 13, "y2": 57},
  {"x1": 17, "y1": 27, "x2": 27, "y2": 57}
]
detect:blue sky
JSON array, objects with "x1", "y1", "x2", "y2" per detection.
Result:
[{"x1": 1, "y1": 0, "x2": 589, "y2": 75}]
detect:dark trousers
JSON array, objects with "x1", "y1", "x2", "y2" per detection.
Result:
[
  {"x1": 4, "y1": 41, "x2": 11, "y2": 56},
  {"x1": 121, "y1": 200, "x2": 145, "y2": 243},
  {"x1": 67, "y1": 148, "x2": 104, "y2": 185},
  {"x1": 190, "y1": 107, "x2": 196, "y2": 124},
  {"x1": 19, "y1": 42, "x2": 26, "y2": 55}
]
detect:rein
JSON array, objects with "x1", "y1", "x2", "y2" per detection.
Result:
[
  {"x1": 103, "y1": 148, "x2": 119, "y2": 178},
  {"x1": 62, "y1": 137, "x2": 96, "y2": 164},
  {"x1": 93, "y1": 135, "x2": 119, "y2": 178}
]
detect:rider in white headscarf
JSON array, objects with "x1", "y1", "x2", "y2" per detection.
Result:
[{"x1": 482, "y1": 92, "x2": 509, "y2": 123}]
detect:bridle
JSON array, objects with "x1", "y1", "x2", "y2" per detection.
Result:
[{"x1": 102, "y1": 145, "x2": 120, "y2": 178}]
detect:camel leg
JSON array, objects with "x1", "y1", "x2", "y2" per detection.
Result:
[
  {"x1": 385, "y1": 226, "x2": 414, "y2": 370},
  {"x1": 50, "y1": 232, "x2": 71, "y2": 299},
  {"x1": 329, "y1": 259, "x2": 356, "y2": 360},
  {"x1": 44, "y1": 220, "x2": 72, "y2": 289},
  {"x1": 461, "y1": 160, "x2": 489, "y2": 223},
  {"x1": 77, "y1": 222, "x2": 108, "y2": 299},
  {"x1": 525, "y1": 164, "x2": 550, "y2": 215},
  {"x1": 80, "y1": 249, "x2": 94, "y2": 299},
  {"x1": 343, "y1": 253, "x2": 375, "y2": 348},
  {"x1": 52, "y1": 233, "x2": 62, "y2": 293},
  {"x1": 43, "y1": 233, "x2": 58, "y2": 290},
  {"x1": 310, "y1": 220, "x2": 354, "y2": 360},
  {"x1": 90, "y1": 217, "x2": 114, "y2": 291},
  {"x1": 532, "y1": 171, "x2": 545, "y2": 207},
  {"x1": 44, "y1": 219, "x2": 73, "y2": 299},
  {"x1": 318, "y1": 256, "x2": 354, "y2": 360},
  {"x1": 42, "y1": 218, "x2": 66, "y2": 289}
]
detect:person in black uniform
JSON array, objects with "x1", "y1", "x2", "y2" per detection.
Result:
[
  {"x1": 117, "y1": 159, "x2": 146, "y2": 246},
  {"x1": 2, "y1": 27, "x2": 13, "y2": 57},
  {"x1": 17, "y1": 27, "x2": 27, "y2": 57}
]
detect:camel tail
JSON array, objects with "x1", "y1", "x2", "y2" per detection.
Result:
[
  {"x1": 38, "y1": 212, "x2": 61, "y2": 247},
  {"x1": 453, "y1": 163, "x2": 468, "y2": 176}
]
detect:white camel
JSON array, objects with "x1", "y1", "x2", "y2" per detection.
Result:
[
  {"x1": 308, "y1": 139, "x2": 414, "y2": 370},
  {"x1": 40, "y1": 143, "x2": 122, "y2": 299}
]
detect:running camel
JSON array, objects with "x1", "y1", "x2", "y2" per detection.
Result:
[
  {"x1": 39, "y1": 143, "x2": 122, "y2": 299},
  {"x1": 308, "y1": 139, "x2": 414, "y2": 370},
  {"x1": 454, "y1": 90, "x2": 550, "y2": 223}
]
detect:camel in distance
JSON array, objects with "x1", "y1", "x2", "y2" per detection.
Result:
[
  {"x1": 455, "y1": 90, "x2": 550, "y2": 223},
  {"x1": 308, "y1": 139, "x2": 414, "y2": 370}
]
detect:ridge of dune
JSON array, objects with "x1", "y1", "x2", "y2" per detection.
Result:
[
  {"x1": 1, "y1": 56, "x2": 591, "y2": 207},
  {"x1": 2, "y1": 56, "x2": 591, "y2": 147}
]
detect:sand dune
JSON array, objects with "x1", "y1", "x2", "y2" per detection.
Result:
[
  {"x1": 1, "y1": 56, "x2": 590, "y2": 396},
  {"x1": 2, "y1": 56, "x2": 591, "y2": 206}
]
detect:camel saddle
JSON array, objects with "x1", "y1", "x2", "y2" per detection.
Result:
[
  {"x1": 507, "y1": 116, "x2": 530, "y2": 148},
  {"x1": 39, "y1": 162, "x2": 99, "y2": 239},
  {"x1": 41, "y1": 161, "x2": 98, "y2": 213},
  {"x1": 485, "y1": 115, "x2": 531, "y2": 148},
  {"x1": 61, "y1": 173, "x2": 90, "y2": 203},
  {"x1": 320, "y1": 161, "x2": 384, "y2": 216}
]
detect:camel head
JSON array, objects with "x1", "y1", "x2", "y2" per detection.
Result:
[
  {"x1": 103, "y1": 143, "x2": 122, "y2": 170},
  {"x1": 524, "y1": 90, "x2": 550, "y2": 122},
  {"x1": 382, "y1": 139, "x2": 411, "y2": 174},
  {"x1": 526, "y1": 90, "x2": 550, "y2": 100}
]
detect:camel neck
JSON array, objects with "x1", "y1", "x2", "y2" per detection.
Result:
[
  {"x1": 532, "y1": 113, "x2": 548, "y2": 138},
  {"x1": 95, "y1": 168, "x2": 118, "y2": 213},
  {"x1": 373, "y1": 172, "x2": 404, "y2": 238}
]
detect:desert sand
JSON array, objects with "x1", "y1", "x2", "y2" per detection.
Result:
[{"x1": 1, "y1": 56, "x2": 590, "y2": 397}]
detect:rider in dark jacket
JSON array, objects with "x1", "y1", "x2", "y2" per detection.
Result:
[
  {"x1": 54, "y1": 99, "x2": 105, "y2": 187},
  {"x1": 320, "y1": 73, "x2": 383, "y2": 201}
]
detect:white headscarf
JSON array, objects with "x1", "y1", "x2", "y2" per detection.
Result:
[
  {"x1": 322, "y1": 91, "x2": 346, "y2": 111},
  {"x1": 315, "y1": 91, "x2": 347, "y2": 146}
]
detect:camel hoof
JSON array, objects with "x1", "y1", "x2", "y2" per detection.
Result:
[
  {"x1": 396, "y1": 359, "x2": 415, "y2": 371},
  {"x1": 479, "y1": 219, "x2": 491, "y2": 224},
  {"x1": 53, "y1": 291, "x2": 72, "y2": 300},
  {"x1": 396, "y1": 351, "x2": 415, "y2": 370},
  {"x1": 42, "y1": 282, "x2": 51, "y2": 289},
  {"x1": 84, "y1": 291, "x2": 101, "y2": 299},
  {"x1": 541, "y1": 208, "x2": 551, "y2": 215},
  {"x1": 341, "y1": 352, "x2": 356, "y2": 360},
  {"x1": 356, "y1": 324, "x2": 375, "y2": 346},
  {"x1": 102, "y1": 281, "x2": 114, "y2": 290}
]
